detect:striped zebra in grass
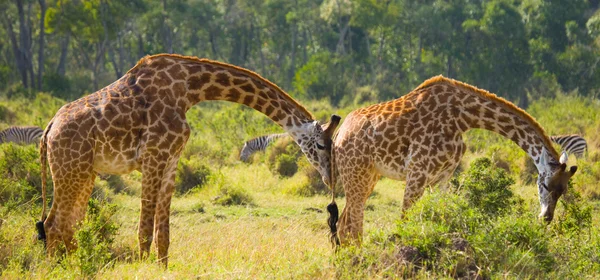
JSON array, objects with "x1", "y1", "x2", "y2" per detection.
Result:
[
  {"x1": 551, "y1": 134, "x2": 588, "y2": 159},
  {"x1": 240, "y1": 133, "x2": 288, "y2": 162},
  {"x1": 0, "y1": 126, "x2": 44, "y2": 145}
]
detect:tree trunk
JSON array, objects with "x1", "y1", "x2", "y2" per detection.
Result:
[
  {"x1": 2, "y1": 13, "x2": 28, "y2": 87},
  {"x1": 117, "y1": 31, "x2": 126, "y2": 72},
  {"x1": 288, "y1": 22, "x2": 297, "y2": 87},
  {"x1": 302, "y1": 29, "x2": 307, "y2": 65},
  {"x1": 108, "y1": 47, "x2": 122, "y2": 79},
  {"x1": 336, "y1": 19, "x2": 350, "y2": 55},
  {"x1": 209, "y1": 30, "x2": 220, "y2": 60},
  {"x1": 16, "y1": 0, "x2": 30, "y2": 88},
  {"x1": 446, "y1": 55, "x2": 453, "y2": 78},
  {"x1": 24, "y1": 1, "x2": 35, "y2": 88},
  {"x1": 137, "y1": 33, "x2": 145, "y2": 59},
  {"x1": 162, "y1": 0, "x2": 173, "y2": 53},
  {"x1": 37, "y1": 0, "x2": 46, "y2": 90},
  {"x1": 365, "y1": 35, "x2": 375, "y2": 85},
  {"x1": 377, "y1": 27, "x2": 386, "y2": 73},
  {"x1": 57, "y1": 34, "x2": 69, "y2": 76},
  {"x1": 255, "y1": 21, "x2": 266, "y2": 75}
]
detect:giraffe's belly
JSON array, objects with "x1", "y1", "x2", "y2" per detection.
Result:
[
  {"x1": 93, "y1": 146, "x2": 141, "y2": 175},
  {"x1": 93, "y1": 157, "x2": 141, "y2": 175},
  {"x1": 374, "y1": 161, "x2": 407, "y2": 181},
  {"x1": 93, "y1": 159, "x2": 140, "y2": 175}
]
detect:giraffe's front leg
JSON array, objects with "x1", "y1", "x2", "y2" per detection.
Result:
[{"x1": 154, "y1": 158, "x2": 179, "y2": 267}]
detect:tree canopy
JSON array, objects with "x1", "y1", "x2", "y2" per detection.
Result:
[{"x1": 0, "y1": 0, "x2": 598, "y2": 106}]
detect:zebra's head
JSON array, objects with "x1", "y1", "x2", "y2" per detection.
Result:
[
  {"x1": 537, "y1": 149, "x2": 578, "y2": 222},
  {"x1": 239, "y1": 143, "x2": 253, "y2": 162},
  {"x1": 292, "y1": 115, "x2": 341, "y2": 187}
]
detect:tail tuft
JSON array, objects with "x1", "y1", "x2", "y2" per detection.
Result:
[
  {"x1": 327, "y1": 202, "x2": 340, "y2": 248},
  {"x1": 36, "y1": 221, "x2": 46, "y2": 247}
]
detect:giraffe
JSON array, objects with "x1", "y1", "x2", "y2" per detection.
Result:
[
  {"x1": 37, "y1": 54, "x2": 341, "y2": 266},
  {"x1": 328, "y1": 75, "x2": 577, "y2": 245}
]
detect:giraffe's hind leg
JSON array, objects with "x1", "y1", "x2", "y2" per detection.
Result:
[
  {"x1": 154, "y1": 158, "x2": 179, "y2": 266},
  {"x1": 44, "y1": 166, "x2": 96, "y2": 255},
  {"x1": 138, "y1": 157, "x2": 162, "y2": 260},
  {"x1": 337, "y1": 165, "x2": 380, "y2": 245},
  {"x1": 402, "y1": 139, "x2": 465, "y2": 212}
]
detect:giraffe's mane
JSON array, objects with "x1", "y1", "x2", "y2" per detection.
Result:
[
  {"x1": 416, "y1": 75, "x2": 559, "y2": 160},
  {"x1": 130, "y1": 53, "x2": 315, "y2": 120}
]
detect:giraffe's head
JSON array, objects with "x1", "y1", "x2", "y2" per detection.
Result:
[
  {"x1": 293, "y1": 115, "x2": 341, "y2": 186},
  {"x1": 537, "y1": 149, "x2": 578, "y2": 222}
]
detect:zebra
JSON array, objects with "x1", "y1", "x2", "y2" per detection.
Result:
[
  {"x1": 551, "y1": 134, "x2": 588, "y2": 159},
  {"x1": 240, "y1": 133, "x2": 288, "y2": 162},
  {"x1": 0, "y1": 126, "x2": 44, "y2": 146}
]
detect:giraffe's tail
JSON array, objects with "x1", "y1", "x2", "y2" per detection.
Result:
[
  {"x1": 327, "y1": 129, "x2": 340, "y2": 248},
  {"x1": 37, "y1": 120, "x2": 53, "y2": 245},
  {"x1": 327, "y1": 201, "x2": 340, "y2": 248}
]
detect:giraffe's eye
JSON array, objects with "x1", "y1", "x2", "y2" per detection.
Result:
[{"x1": 316, "y1": 141, "x2": 326, "y2": 150}]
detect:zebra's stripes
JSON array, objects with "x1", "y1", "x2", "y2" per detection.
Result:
[
  {"x1": 240, "y1": 133, "x2": 288, "y2": 162},
  {"x1": 0, "y1": 126, "x2": 44, "y2": 145},
  {"x1": 550, "y1": 134, "x2": 587, "y2": 159}
]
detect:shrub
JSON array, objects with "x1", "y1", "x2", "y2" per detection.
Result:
[
  {"x1": 452, "y1": 157, "x2": 516, "y2": 217},
  {"x1": 0, "y1": 104, "x2": 16, "y2": 123},
  {"x1": 213, "y1": 185, "x2": 254, "y2": 206},
  {"x1": 210, "y1": 172, "x2": 254, "y2": 206},
  {"x1": 266, "y1": 137, "x2": 301, "y2": 177},
  {"x1": 0, "y1": 144, "x2": 43, "y2": 205},
  {"x1": 175, "y1": 156, "x2": 212, "y2": 195},
  {"x1": 73, "y1": 198, "x2": 119, "y2": 276},
  {"x1": 475, "y1": 216, "x2": 554, "y2": 275},
  {"x1": 570, "y1": 155, "x2": 600, "y2": 199},
  {"x1": 551, "y1": 188, "x2": 592, "y2": 236},
  {"x1": 296, "y1": 157, "x2": 337, "y2": 196}
]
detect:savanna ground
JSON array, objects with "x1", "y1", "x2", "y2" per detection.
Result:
[{"x1": 1, "y1": 90, "x2": 600, "y2": 279}]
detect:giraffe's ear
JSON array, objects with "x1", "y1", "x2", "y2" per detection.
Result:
[
  {"x1": 323, "y1": 114, "x2": 341, "y2": 139},
  {"x1": 569, "y1": 166, "x2": 578, "y2": 175},
  {"x1": 559, "y1": 151, "x2": 568, "y2": 164}
]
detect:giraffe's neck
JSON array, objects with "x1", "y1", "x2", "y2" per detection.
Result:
[
  {"x1": 130, "y1": 54, "x2": 315, "y2": 131},
  {"x1": 418, "y1": 78, "x2": 559, "y2": 171}
]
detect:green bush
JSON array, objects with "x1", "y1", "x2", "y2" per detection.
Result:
[
  {"x1": 42, "y1": 72, "x2": 72, "y2": 100},
  {"x1": 551, "y1": 188, "x2": 592, "y2": 236},
  {"x1": 175, "y1": 156, "x2": 212, "y2": 195},
  {"x1": 210, "y1": 172, "x2": 254, "y2": 206},
  {"x1": 0, "y1": 104, "x2": 16, "y2": 124},
  {"x1": 452, "y1": 157, "x2": 516, "y2": 217},
  {"x1": 476, "y1": 216, "x2": 554, "y2": 275},
  {"x1": 335, "y1": 158, "x2": 553, "y2": 277},
  {"x1": 0, "y1": 144, "x2": 43, "y2": 206},
  {"x1": 266, "y1": 137, "x2": 301, "y2": 177},
  {"x1": 73, "y1": 198, "x2": 119, "y2": 276},
  {"x1": 213, "y1": 185, "x2": 254, "y2": 206}
]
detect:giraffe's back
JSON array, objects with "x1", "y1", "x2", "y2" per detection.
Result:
[
  {"x1": 46, "y1": 80, "x2": 153, "y2": 175},
  {"x1": 335, "y1": 86, "x2": 464, "y2": 180}
]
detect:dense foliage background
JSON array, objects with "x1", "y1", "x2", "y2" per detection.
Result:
[{"x1": 0, "y1": 0, "x2": 599, "y2": 106}]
